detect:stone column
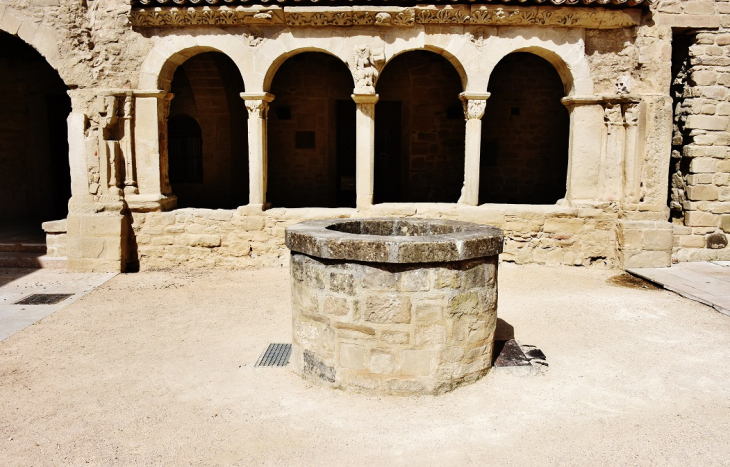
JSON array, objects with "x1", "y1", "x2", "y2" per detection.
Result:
[
  {"x1": 121, "y1": 94, "x2": 138, "y2": 195},
  {"x1": 351, "y1": 94, "x2": 379, "y2": 209},
  {"x1": 241, "y1": 92, "x2": 274, "y2": 209},
  {"x1": 130, "y1": 90, "x2": 176, "y2": 211},
  {"x1": 602, "y1": 103, "x2": 625, "y2": 202},
  {"x1": 562, "y1": 97, "x2": 605, "y2": 203},
  {"x1": 623, "y1": 102, "x2": 642, "y2": 204},
  {"x1": 458, "y1": 92, "x2": 489, "y2": 206},
  {"x1": 66, "y1": 90, "x2": 90, "y2": 198}
]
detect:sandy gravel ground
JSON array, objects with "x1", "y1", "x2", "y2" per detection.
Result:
[{"x1": 0, "y1": 264, "x2": 729, "y2": 466}]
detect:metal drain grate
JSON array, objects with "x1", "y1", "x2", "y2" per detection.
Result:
[
  {"x1": 14, "y1": 293, "x2": 73, "y2": 305},
  {"x1": 255, "y1": 343, "x2": 292, "y2": 367}
]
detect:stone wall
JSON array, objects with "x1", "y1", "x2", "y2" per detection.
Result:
[
  {"x1": 660, "y1": 1, "x2": 730, "y2": 261},
  {"x1": 131, "y1": 204, "x2": 619, "y2": 270},
  {"x1": 480, "y1": 52, "x2": 570, "y2": 205}
]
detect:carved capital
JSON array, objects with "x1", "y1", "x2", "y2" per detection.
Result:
[
  {"x1": 459, "y1": 92, "x2": 490, "y2": 121},
  {"x1": 245, "y1": 100, "x2": 271, "y2": 119},
  {"x1": 604, "y1": 103, "x2": 624, "y2": 126},
  {"x1": 352, "y1": 44, "x2": 385, "y2": 95},
  {"x1": 352, "y1": 93, "x2": 379, "y2": 119},
  {"x1": 162, "y1": 93, "x2": 174, "y2": 121},
  {"x1": 623, "y1": 102, "x2": 640, "y2": 126}
]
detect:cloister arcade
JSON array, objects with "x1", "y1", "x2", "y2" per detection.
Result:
[{"x1": 3, "y1": 0, "x2": 695, "y2": 272}]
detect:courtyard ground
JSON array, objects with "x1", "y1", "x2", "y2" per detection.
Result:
[{"x1": 0, "y1": 264, "x2": 728, "y2": 466}]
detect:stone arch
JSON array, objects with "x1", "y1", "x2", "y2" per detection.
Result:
[
  {"x1": 0, "y1": 8, "x2": 72, "y2": 85},
  {"x1": 139, "y1": 35, "x2": 249, "y2": 91},
  {"x1": 261, "y1": 46, "x2": 352, "y2": 92},
  {"x1": 474, "y1": 30, "x2": 592, "y2": 97},
  {"x1": 379, "y1": 45, "x2": 468, "y2": 91}
]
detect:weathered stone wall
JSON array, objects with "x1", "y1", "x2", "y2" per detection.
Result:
[
  {"x1": 659, "y1": 0, "x2": 730, "y2": 261},
  {"x1": 268, "y1": 52, "x2": 354, "y2": 208},
  {"x1": 131, "y1": 204, "x2": 619, "y2": 270},
  {"x1": 480, "y1": 52, "x2": 570, "y2": 205},
  {"x1": 1, "y1": 1, "x2": 702, "y2": 270},
  {"x1": 377, "y1": 51, "x2": 465, "y2": 203}
]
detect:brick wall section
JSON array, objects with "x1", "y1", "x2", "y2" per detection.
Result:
[
  {"x1": 377, "y1": 51, "x2": 465, "y2": 203},
  {"x1": 169, "y1": 52, "x2": 248, "y2": 209},
  {"x1": 480, "y1": 52, "x2": 569, "y2": 204},
  {"x1": 268, "y1": 52, "x2": 354, "y2": 208},
  {"x1": 663, "y1": 0, "x2": 730, "y2": 261}
]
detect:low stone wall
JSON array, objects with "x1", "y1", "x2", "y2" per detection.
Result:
[
  {"x1": 130, "y1": 204, "x2": 629, "y2": 270},
  {"x1": 41, "y1": 219, "x2": 67, "y2": 258}
]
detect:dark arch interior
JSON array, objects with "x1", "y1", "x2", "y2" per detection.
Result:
[
  {"x1": 375, "y1": 51, "x2": 465, "y2": 204},
  {"x1": 168, "y1": 52, "x2": 248, "y2": 209},
  {"x1": 268, "y1": 52, "x2": 356, "y2": 208},
  {"x1": 0, "y1": 32, "x2": 71, "y2": 226},
  {"x1": 479, "y1": 52, "x2": 569, "y2": 205}
]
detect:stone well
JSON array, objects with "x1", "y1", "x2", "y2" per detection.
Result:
[{"x1": 285, "y1": 218, "x2": 504, "y2": 395}]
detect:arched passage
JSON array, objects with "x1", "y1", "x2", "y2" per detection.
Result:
[
  {"x1": 0, "y1": 31, "x2": 70, "y2": 237},
  {"x1": 168, "y1": 52, "x2": 248, "y2": 209},
  {"x1": 375, "y1": 51, "x2": 465, "y2": 203},
  {"x1": 267, "y1": 52, "x2": 355, "y2": 208},
  {"x1": 479, "y1": 52, "x2": 569, "y2": 205}
]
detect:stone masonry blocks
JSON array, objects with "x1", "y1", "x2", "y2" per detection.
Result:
[{"x1": 290, "y1": 253, "x2": 499, "y2": 396}]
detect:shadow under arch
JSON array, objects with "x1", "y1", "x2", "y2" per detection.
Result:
[
  {"x1": 266, "y1": 51, "x2": 356, "y2": 208},
  {"x1": 479, "y1": 51, "x2": 570, "y2": 205},
  {"x1": 377, "y1": 45, "x2": 468, "y2": 91},
  {"x1": 262, "y1": 47, "x2": 354, "y2": 93},
  {"x1": 0, "y1": 30, "x2": 72, "y2": 257},
  {"x1": 486, "y1": 45, "x2": 578, "y2": 97},
  {"x1": 167, "y1": 51, "x2": 249, "y2": 209},
  {"x1": 374, "y1": 49, "x2": 466, "y2": 203}
]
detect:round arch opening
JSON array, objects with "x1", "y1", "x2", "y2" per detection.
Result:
[
  {"x1": 267, "y1": 52, "x2": 355, "y2": 208},
  {"x1": 479, "y1": 52, "x2": 570, "y2": 205},
  {"x1": 375, "y1": 50, "x2": 465, "y2": 204},
  {"x1": 167, "y1": 51, "x2": 249, "y2": 209},
  {"x1": 0, "y1": 31, "x2": 71, "y2": 239}
]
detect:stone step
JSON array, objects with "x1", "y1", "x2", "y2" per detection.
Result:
[
  {"x1": 0, "y1": 252, "x2": 66, "y2": 269},
  {"x1": 0, "y1": 242, "x2": 47, "y2": 253}
]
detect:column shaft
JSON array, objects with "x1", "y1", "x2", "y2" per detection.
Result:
[
  {"x1": 352, "y1": 94, "x2": 379, "y2": 209},
  {"x1": 242, "y1": 93, "x2": 274, "y2": 208},
  {"x1": 458, "y1": 93, "x2": 489, "y2": 206}
]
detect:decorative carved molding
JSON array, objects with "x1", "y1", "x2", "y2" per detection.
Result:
[{"x1": 130, "y1": 5, "x2": 639, "y2": 29}]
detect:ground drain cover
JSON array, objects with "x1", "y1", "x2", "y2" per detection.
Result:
[
  {"x1": 255, "y1": 343, "x2": 292, "y2": 367},
  {"x1": 14, "y1": 293, "x2": 73, "y2": 305}
]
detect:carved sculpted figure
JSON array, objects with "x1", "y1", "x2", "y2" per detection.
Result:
[{"x1": 353, "y1": 45, "x2": 379, "y2": 94}]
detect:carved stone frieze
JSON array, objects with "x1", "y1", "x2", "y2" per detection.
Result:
[{"x1": 130, "y1": 5, "x2": 639, "y2": 29}]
